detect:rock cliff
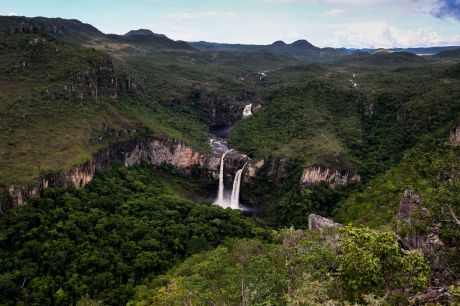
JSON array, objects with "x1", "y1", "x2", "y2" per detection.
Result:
[
  {"x1": 396, "y1": 190, "x2": 443, "y2": 257},
  {"x1": 0, "y1": 136, "x2": 248, "y2": 212},
  {"x1": 301, "y1": 166, "x2": 361, "y2": 188},
  {"x1": 43, "y1": 56, "x2": 120, "y2": 102},
  {"x1": 450, "y1": 123, "x2": 460, "y2": 145},
  {"x1": 308, "y1": 214, "x2": 343, "y2": 234}
]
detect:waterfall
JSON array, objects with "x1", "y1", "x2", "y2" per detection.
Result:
[
  {"x1": 243, "y1": 104, "x2": 252, "y2": 118},
  {"x1": 230, "y1": 163, "x2": 247, "y2": 208},
  {"x1": 215, "y1": 151, "x2": 230, "y2": 206}
]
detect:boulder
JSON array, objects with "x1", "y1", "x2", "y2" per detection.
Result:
[
  {"x1": 410, "y1": 286, "x2": 452, "y2": 305},
  {"x1": 308, "y1": 214, "x2": 343, "y2": 235},
  {"x1": 396, "y1": 190, "x2": 443, "y2": 257}
]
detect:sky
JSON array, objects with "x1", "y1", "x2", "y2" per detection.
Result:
[{"x1": 1, "y1": 0, "x2": 460, "y2": 48}]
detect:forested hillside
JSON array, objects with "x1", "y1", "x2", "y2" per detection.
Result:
[
  {"x1": 0, "y1": 15, "x2": 460, "y2": 305},
  {"x1": 0, "y1": 166, "x2": 269, "y2": 305}
]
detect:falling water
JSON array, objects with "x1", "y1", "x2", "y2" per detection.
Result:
[
  {"x1": 230, "y1": 163, "x2": 247, "y2": 208},
  {"x1": 243, "y1": 104, "x2": 253, "y2": 118},
  {"x1": 215, "y1": 150, "x2": 230, "y2": 206}
]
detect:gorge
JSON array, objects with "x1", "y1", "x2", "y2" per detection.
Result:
[{"x1": 1, "y1": 14, "x2": 460, "y2": 306}]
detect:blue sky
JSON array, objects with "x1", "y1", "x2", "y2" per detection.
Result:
[{"x1": 1, "y1": 0, "x2": 460, "y2": 48}]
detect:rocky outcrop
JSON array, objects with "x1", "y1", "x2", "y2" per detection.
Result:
[
  {"x1": 43, "y1": 56, "x2": 119, "y2": 102},
  {"x1": 396, "y1": 190, "x2": 444, "y2": 257},
  {"x1": 301, "y1": 166, "x2": 360, "y2": 188},
  {"x1": 0, "y1": 136, "x2": 248, "y2": 212},
  {"x1": 179, "y1": 88, "x2": 265, "y2": 126},
  {"x1": 308, "y1": 214, "x2": 343, "y2": 234},
  {"x1": 308, "y1": 214, "x2": 343, "y2": 249},
  {"x1": 246, "y1": 159, "x2": 265, "y2": 179},
  {"x1": 364, "y1": 101, "x2": 375, "y2": 117},
  {"x1": 450, "y1": 123, "x2": 460, "y2": 146},
  {"x1": 268, "y1": 158, "x2": 289, "y2": 185},
  {"x1": 410, "y1": 286, "x2": 453, "y2": 305},
  {"x1": 7, "y1": 20, "x2": 65, "y2": 35}
]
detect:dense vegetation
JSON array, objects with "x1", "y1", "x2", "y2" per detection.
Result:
[
  {"x1": 129, "y1": 227, "x2": 430, "y2": 305},
  {"x1": 336, "y1": 141, "x2": 460, "y2": 261},
  {"x1": 228, "y1": 61, "x2": 460, "y2": 228},
  {"x1": 0, "y1": 166, "x2": 269, "y2": 305},
  {"x1": 1, "y1": 15, "x2": 460, "y2": 305}
]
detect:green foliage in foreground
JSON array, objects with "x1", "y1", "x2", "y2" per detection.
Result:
[
  {"x1": 337, "y1": 226, "x2": 429, "y2": 302},
  {"x1": 336, "y1": 143, "x2": 460, "y2": 232},
  {"x1": 0, "y1": 166, "x2": 269, "y2": 305},
  {"x1": 129, "y1": 227, "x2": 430, "y2": 305}
]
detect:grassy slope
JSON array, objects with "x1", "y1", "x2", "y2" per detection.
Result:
[
  {"x1": 0, "y1": 28, "x2": 299, "y2": 188},
  {"x1": 0, "y1": 31, "x2": 209, "y2": 187}
]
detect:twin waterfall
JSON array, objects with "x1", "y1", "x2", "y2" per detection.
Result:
[{"x1": 214, "y1": 151, "x2": 246, "y2": 209}]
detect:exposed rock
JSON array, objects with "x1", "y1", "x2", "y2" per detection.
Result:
[
  {"x1": 308, "y1": 214, "x2": 343, "y2": 249},
  {"x1": 1, "y1": 136, "x2": 248, "y2": 212},
  {"x1": 181, "y1": 87, "x2": 265, "y2": 126},
  {"x1": 450, "y1": 123, "x2": 460, "y2": 146},
  {"x1": 364, "y1": 101, "x2": 375, "y2": 117},
  {"x1": 410, "y1": 286, "x2": 452, "y2": 305},
  {"x1": 119, "y1": 77, "x2": 141, "y2": 93},
  {"x1": 397, "y1": 190, "x2": 444, "y2": 257},
  {"x1": 7, "y1": 21, "x2": 64, "y2": 35},
  {"x1": 268, "y1": 158, "x2": 289, "y2": 185},
  {"x1": 246, "y1": 159, "x2": 265, "y2": 178},
  {"x1": 300, "y1": 166, "x2": 360, "y2": 188},
  {"x1": 42, "y1": 56, "x2": 119, "y2": 102},
  {"x1": 308, "y1": 214, "x2": 343, "y2": 235}
]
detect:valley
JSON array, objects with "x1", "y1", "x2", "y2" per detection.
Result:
[{"x1": 0, "y1": 14, "x2": 460, "y2": 305}]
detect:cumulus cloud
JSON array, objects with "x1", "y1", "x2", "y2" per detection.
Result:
[
  {"x1": 322, "y1": 21, "x2": 460, "y2": 48},
  {"x1": 165, "y1": 11, "x2": 237, "y2": 20},
  {"x1": 321, "y1": 8, "x2": 346, "y2": 16},
  {"x1": 431, "y1": 0, "x2": 460, "y2": 20},
  {"x1": 7, "y1": 12, "x2": 17, "y2": 16}
]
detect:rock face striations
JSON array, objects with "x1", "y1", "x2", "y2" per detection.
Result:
[
  {"x1": 43, "y1": 56, "x2": 120, "y2": 102},
  {"x1": 301, "y1": 166, "x2": 361, "y2": 188},
  {"x1": 396, "y1": 189, "x2": 443, "y2": 257},
  {"x1": 1, "y1": 137, "x2": 251, "y2": 212},
  {"x1": 450, "y1": 123, "x2": 460, "y2": 145}
]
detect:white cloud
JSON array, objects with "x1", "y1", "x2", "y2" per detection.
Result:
[
  {"x1": 321, "y1": 21, "x2": 460, "y2": 48},
  {"x1": 165, "y1": 11, "x2": 237, "y2": 21},
  {"x1": 7, "y1": 12, "x2": 17, "y2": 16},
  {"x1": 258, "y1": 0, "x2": 398, "y2": 5},
  {"x1": 321, "y1": 8, "x2": 345, "y2": 16}
]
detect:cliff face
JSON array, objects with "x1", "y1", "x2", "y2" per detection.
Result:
[
  {"x1": 1, "y1": 137, "x2": 252, "y2": 212},
  {"x1": 450, "y1": 123, "x2": 460, "y2": 145},
  {"x1": 44, "y1": 56, "x2": 119, "y2": 102},
  {"x1": 396, "y1": 190, "x2": 443, "y2": 257},
  {"x1": 300, "y1": 166, "x2": 360, "y2": 188}
]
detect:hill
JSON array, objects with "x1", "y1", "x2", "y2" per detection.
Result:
[
  {"x1": 340, "y1": 51, "x2": 427, "y2": 66},
  {"x1": 432, "y1": 47, "x2": 460, "y2": 61},
  {"x1": 191, "y1": 39, "x2": 346, "y2": 62},
  {"x1": 0, "y1": 14, "x2": 460, "y2": 305},
  {"x1": 0, "y1": 16, "x2": 193, "y2": 50},
  {"x1": 0, "y1": 16, "x2": 299, "y2": 192}
]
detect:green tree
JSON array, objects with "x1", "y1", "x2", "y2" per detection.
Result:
[{"x1": 337, "y1": 226, "x2": 430, "y2": 302}]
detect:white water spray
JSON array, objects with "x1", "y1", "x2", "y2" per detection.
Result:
[
  {"x1": 243, "y1": 104, "x2": 252, "y2": 118},
  {"x1": 230, "y1": 163, "x2": 247, "y2": 208},
  {"x1": 215, "y1": 151, "x2": 230, "y2": 206}
]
